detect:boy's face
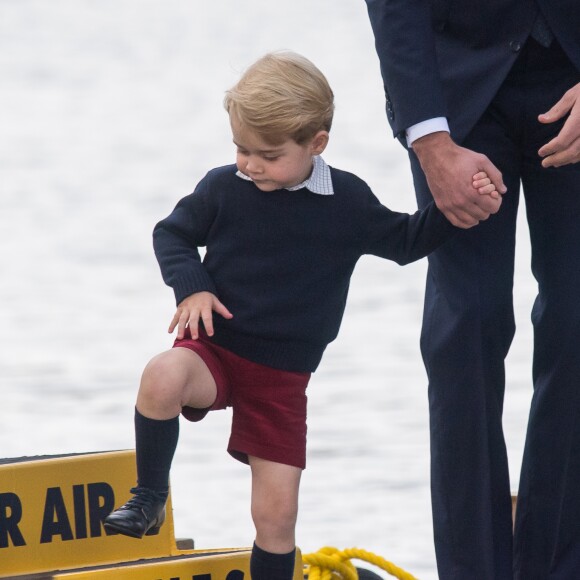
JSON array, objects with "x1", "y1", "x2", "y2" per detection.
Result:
[{"x1": 231, "y1": 116, "x2": 328, "y2": 192}]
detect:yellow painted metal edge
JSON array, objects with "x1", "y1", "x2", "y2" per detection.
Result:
[
  {"x1": 50, "y1": 548, "x2": 304, "y2": 580},
  {"x1": 52, "y1": 550, "x2": 251, "y2": 580}
]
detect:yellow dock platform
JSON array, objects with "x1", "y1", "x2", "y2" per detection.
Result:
[{"x1": 0, "y1": 450, "x2": 303, "y2": 579}]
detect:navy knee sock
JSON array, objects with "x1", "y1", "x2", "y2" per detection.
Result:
[
  {"x1": 250, "y1": 542, "x2": 296, "y2": 580},
  {"x1": 134, "y1": 407, "x2": 179, "y2": 495}
]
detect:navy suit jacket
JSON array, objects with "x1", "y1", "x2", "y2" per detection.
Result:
[{"x1": 365, "y1": 0, "x2": 580, "y2": 144}]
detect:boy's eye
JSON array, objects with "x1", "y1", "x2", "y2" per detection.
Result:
[{"x1": 263, "y1": 155, "x2": 280, "y2": 161}]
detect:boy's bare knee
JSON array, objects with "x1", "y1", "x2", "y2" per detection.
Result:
[
  {"x1": 142, "y1": 352, "x2": 179, "y2": 386},
  {"x1": 137, "y1": 351, "x2": 189, "y2": 416},
  {"x1": 138, "y1": 349, "x2": 217, "y2": 418},
  {"x1": 252, "y1": 500, "x2": 298, "y2": 549}
]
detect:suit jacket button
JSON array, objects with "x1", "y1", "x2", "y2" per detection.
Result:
[{"x1": 510, "y1": 40, "x2": 522, "y2": 52}]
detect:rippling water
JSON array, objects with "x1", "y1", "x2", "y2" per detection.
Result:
[{"x1": 1, "y1": 2, "x2": 537, "y2": 577}]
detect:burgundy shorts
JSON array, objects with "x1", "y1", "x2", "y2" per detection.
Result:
[{"x1": 173, "y1": 331, "x2": 311, "y2": 469}]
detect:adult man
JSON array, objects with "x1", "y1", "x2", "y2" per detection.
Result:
[{"x1": 364, "y1": 1, "x2": 580, "y2": 578}]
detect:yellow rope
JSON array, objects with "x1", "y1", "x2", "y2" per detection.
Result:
[{"x1": 303, "y1": 546, "x2": 419, "y2": 580}]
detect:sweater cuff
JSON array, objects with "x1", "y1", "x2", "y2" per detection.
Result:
[
  {"x1": 172, "y1": 270, "x2": 217, "y2": 306},
  {"x1": 438, "y1": 204, "x2": 458, "y2": 227}
]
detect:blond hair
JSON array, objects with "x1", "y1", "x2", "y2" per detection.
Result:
[{"x1": 224, "y1": 51, "x2": 334, "y2": 145}]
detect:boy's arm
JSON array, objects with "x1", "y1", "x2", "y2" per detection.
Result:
[
  {"x1": 364, "y1": 201, "x2": 458, "y2": 265},
  {"x1": 363, "y1": 173, "x2": 498, "y2": 264},
  {"x1": 153, "y1": 188, "x2": 218, "y2": 306},
  {"x1": 154, "y1": 191, "x2": 234, "y2": 339}
]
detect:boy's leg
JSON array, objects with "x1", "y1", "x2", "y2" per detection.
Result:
[
  {"x1": 105, "y1": 347, "x2": 217, "y2": 538},
  {"x1": 249, "y1": 456, "x2": 301, "y2": 580},
  {"x1": 132, "y1": 346, "x2": 218, "y2": 492}
]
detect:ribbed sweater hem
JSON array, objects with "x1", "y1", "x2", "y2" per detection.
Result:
[{"x1": 211, "y1": 326, "x2": 325, "y2": 373}]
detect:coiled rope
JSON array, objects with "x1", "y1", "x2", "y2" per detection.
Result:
[{"x1": 303, "y1": 546, "x2": 418, "y2": 580}]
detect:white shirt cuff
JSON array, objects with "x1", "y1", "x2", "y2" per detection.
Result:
[{"x1": 406, "y1": 118, "x2": 450, "y2": 147}]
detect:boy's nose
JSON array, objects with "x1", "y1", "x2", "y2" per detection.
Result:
[{"x1": 245, "y1": 157, "x2": 262, "y2": 173}]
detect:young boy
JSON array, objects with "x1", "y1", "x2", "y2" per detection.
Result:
[{"x1": 104, "y1": 51, "x2": 499, "y2": 580}]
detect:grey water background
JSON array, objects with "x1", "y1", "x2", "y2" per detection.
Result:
[{"x1": 1, "y1": 2, "x2": 537, "y2": 577}]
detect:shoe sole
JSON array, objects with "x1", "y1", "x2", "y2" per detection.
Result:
[{"x1": 103, "y1": 521, "x2": 161, "y2": 539}]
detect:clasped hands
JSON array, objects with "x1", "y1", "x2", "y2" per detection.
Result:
[{"x1": 413, "y1": 81, "x2": 580, "y2": 229}]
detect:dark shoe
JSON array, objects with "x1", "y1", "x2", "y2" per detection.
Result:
[{"x1": 104, "y1": 486, "x2": 167, "y2": 539}]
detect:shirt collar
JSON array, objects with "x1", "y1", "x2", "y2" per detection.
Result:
[{"x1": 236, "y1": 155, "x2": 334, "y2": 195}]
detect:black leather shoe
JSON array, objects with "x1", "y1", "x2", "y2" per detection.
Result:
[{"x1": 104, "y1": 486, "x2": 167, "y2": 539}]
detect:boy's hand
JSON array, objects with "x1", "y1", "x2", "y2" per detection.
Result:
[
  {"x1": 412, "y1": 132, "x2": 505, "y2": 228},
  {"x1": 169, "y1": 291, "x2": 233, "y2": 340},
  {"x1": 472, "y1": 171, "x2": 501, "y2": 199}
]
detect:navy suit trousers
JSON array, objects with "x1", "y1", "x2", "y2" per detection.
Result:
[{"x1": 409, "y1": 38, "x2": 580, "y2": 580}]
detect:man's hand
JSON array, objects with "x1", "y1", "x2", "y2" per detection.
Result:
[
  {"x1": 538, "y1": 82, "x2": 580, "y2": 167},
  {"x1": 412, "y1": 132, "x2": 506, "y2": 228},
  {"x1": 169, "y1": 291, "x2": 233, "y2": 340}
]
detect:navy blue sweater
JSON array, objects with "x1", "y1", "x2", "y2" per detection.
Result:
[{"x1": 153, "y1": 163, "x2": 457, "y2": 372}]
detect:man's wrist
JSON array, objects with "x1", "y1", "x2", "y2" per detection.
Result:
[{"x1": 411, "y1": 131, "x2": 455, "y2": 163}]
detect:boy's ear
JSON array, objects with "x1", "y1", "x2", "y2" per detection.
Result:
[{"x1": 310, "y1": 130, "x2": 329, "y2": 155}]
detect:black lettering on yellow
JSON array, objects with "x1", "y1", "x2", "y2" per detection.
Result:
[
  {"x1": 87, "y1": 482, "x2": 114, "y2": 538},
  {"x1": 192, "y1": 575, "x2": 211, "y2": 580},
  {"x1": 226, "y1": 571, "x2": 244, "y2": 580},
  {"x1": 0, "y1": 492, "x2": 26, "y2": 548},
  {"x1": 73, "y1": 484, "x2": 87, "y2": 539},
  {"x1": 40, "y1": 487, "x2": 73, "y2": 543}
]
